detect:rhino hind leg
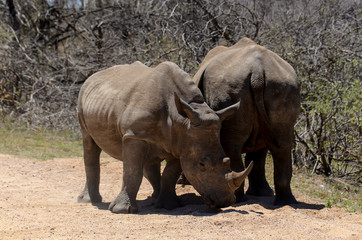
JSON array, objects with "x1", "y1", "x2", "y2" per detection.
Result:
[
  {"x1": 245, "y1": 148, "x2": 274, "y2": 197},
  {"x1": 143, "y1": 161, "x2": 161, "y2": 198},
  {"x1": 271, "y1": 146, "x2": 297, "y2": 206},
  {"x1": 78, "y1": 134, "x2": 102, "y2": 203},
  {"x1": 155, "y1": 158, "x2": 183, "y2": 210},
  {"x1": 109, "y1": 139, "x2": 147, "y2": 214}
]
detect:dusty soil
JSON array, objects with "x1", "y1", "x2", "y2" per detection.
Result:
[{"x1": 0, "y1": 154, "x2": 360, "y2": 240}]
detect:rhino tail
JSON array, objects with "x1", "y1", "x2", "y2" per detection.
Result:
[{"x1": 250, "y1": 71, "x2": 279, "y2": 148}]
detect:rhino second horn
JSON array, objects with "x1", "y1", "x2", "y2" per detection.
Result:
[
  {"x1": 226, "y1": 161, "x2": 254, "y2": 191},
  {"x1": 222, "y1": 157, "x2": 231, "y2": 167}
]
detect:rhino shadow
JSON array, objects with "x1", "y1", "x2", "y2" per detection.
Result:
[
  {"x1": 235, "y1": 195, "x2": 325, "y2": 211},
  {"x1": 91, "y1": 194, "x2": 323, "y2": 215},
  {"x1": 92, "y1": 202, "x2": 111, "y2": 211},
  {"x1": 92, "y1": 193, "x2": 249, "y2": 216},
  {"x1": 138, "y1": 193, "x2": 220, "y2": 216}
]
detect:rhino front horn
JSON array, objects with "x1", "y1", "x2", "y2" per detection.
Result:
[{"x1": 226, "y1": 161, "x2": 254, "y2": 191}]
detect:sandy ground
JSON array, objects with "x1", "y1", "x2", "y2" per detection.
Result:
[{"x1": 0, "y1": 154, "x2": 360, "y2": 240}]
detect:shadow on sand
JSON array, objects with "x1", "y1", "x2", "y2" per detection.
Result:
[
  {"x1": 91, "y1": 193, "x2": 324, "y2": 216},
  {"x1": 235, "y1": 195, "x2": 325, "y2": 211},
  {"x1": 92, "y1": 193, "x2": 229, "y2": 216}
]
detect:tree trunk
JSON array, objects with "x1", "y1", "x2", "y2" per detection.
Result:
[{"x1": 6, "y1": 0, "x2": 19, "y2": 31}]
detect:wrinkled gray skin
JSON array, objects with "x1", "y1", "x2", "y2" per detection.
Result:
[
  {"x1": 77, "y1": 61, "x2": 253, "y2": 213},
  {"x1": 193, "y1": 38, "x2": 301, "y2": 205}
]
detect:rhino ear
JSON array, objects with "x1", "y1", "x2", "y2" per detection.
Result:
[
  {"x1": 174, "y1": 93, "x2": 199, "y2": 122},
  {"x1": 216, "y1": 101, "x2": 240, "y2": 121}
]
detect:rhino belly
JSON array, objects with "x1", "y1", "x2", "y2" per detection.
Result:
[
  {"x1": 227, "y1": 122, "x2": 267, "y2": 154},
  {"x1": 84, "y1": 118, "x2": 124, "y2": 160},
  {"x1": 93, "y1": 135, "x2": 123, "y2": 160},
  {"x1": 242, "y1": 136, "x2": 267, "y2": 153}
]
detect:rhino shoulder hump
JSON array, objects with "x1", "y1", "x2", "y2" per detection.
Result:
[
  {"x1": 158, "y1": 61, "x2": 179, "y2": 70},
  {"x1": 131, "y1": 61, "x2": 147, "y2": 68},
  {"x1": 232, "y1": 37, "x2": 258, "y2": 49}
]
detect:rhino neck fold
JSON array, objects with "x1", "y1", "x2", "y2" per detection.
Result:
[{"x1": 167, "y1": 116, "x2": 188, "y2": 160}]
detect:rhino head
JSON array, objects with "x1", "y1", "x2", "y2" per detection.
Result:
[{"x1": 173, "y1": 94, "x2": 253, "y2": 208}]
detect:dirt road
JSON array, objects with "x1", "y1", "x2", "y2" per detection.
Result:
[{"x1": 0, "y1": 154, "x2": 360, "y2": 239}]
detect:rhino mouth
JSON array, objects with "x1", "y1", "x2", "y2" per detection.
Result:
[
  {"x1": 204, "y1": 196, "x2": 217, "y2": 209},
  {"x1": 203, "y1": 194, "x2": 236, "y2": 209}
]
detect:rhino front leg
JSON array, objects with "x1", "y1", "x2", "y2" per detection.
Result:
[
  {"x1": 155, "y1": 158, "x2": 182, "y2": 210},
  {"x1": 109, "y1": 139, "x2": 147, "y2": 214},
  {"x1": 78, "y1": 134, "x2": 102, "y2": 203},
  {"x1": 143, "y1": 161, "x2": 161, "y2": 198},
  {"x1": 245, "y1": 148, "x2": 274, "y2": 196}
]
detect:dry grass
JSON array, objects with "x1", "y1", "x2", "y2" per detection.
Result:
[{"x1": 0, "y1": 119, "x2": 360, "y2": 212}]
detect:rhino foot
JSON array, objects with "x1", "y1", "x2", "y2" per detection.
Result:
[
  {"x1": 77, "y1": 189, "x2": 102, "y2": 203},
  {"x1": 156, "y1": 194, "x2": 182, "y2": 210},
  {"x1": 246, "y1": 184, "x2": 274, "y2": 197},
  {"x1": 109, "y1": 192, "x2": 138, "y2": 214},
  {"x1": 151, "y1": 190, "x2": 160, "y2": 198},
  {"x1": 234, "y1": 187, "x2": 247, "y2": 203},
  {"x1": 109, "y1": 202, "x2": 138, "y2": 214},
  {"x1": 273, "y1": 194, "x2": 298, "y2": 206},
  {"x1": 235, "y1": 193, "x2": 247, "y2": 203},
  {"x1": 176, "y1": 173, "x2": 191, "y2": 185}
]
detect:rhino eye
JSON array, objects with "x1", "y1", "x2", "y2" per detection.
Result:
[{"x1": 199, "y1": 158, "x2": 207, "y2": 171}]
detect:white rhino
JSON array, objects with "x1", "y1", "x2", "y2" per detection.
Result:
[
  {"x1": 193, "y1": 38, "x2": 301, "y2": 205},
  {"x1": 77, "y1": 61, "x2": 253, "y2": 213}
]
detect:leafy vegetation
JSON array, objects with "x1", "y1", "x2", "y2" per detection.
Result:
[
  {"x1": 292, "y1": 169, "x2": 361, "y2": 212},
  {"x1": 265, "y1": 157, "x2": 361, "y2": 212}
]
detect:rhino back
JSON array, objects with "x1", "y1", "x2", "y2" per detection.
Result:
[
  {"x1": 199, "y1": 39, "x2": 299, "y2": 109},
  {"x1": 196, "y1": 39, "x2": 300, "y2": 151}
]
